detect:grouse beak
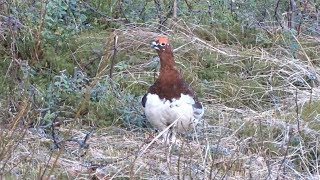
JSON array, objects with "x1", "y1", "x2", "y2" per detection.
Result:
[{"x1": 150, "y1": 41, "x2": 160, "y2": 50}]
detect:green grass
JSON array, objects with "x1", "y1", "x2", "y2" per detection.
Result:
[{"x1": 1, "y1": 0, "x2": 320, "y2": 178}]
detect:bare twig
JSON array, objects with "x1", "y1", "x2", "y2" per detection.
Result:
[
  {"x1": 65, "y1": 129, "x2": 93, "y2": 149},
  {"x1": 295, "y1": 89, "x2": 300, "y2": 133},
  {"x1": 75, "y1": 34, "x2": 113, "y2": 118},
  {"x1": 207, "y1": 1, "x2": 212, "y2": 16},
  {"x1": 288, "y1": 0, "x2": 297, "y2": 29},
  {"x1": 34, "y1": 0, "x2": 49, "y2": 64},
  {"x1": 183, "y1": 0, "x2": 193, "y2": 12},
  {"x1": 173, "y1": 0, "x2": 177, "y2": 19},
  {"x1": 109, "y1": 35, "x2": 118, "y2": 79},
  {"x1": 154, "y1": 0, "x2": 164, "y2": 31},
  {"x1": 276, "y1": 126, "x2": 292, "y2": 180},
  {"x1": 274, "y1": 0, "x2": 284, "y2": 29},
  {"x1": 40, "y1": 152, "x2": 53, "y2": 180},
  {"x1": 296, "y1": 0, "x2": 309, "y2": 34},
  {"x1": 51, "y1": 115, "x2": 61, "y2": 149}
]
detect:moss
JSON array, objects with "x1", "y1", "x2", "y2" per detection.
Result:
[
  {"x1": 86, "y1": 99, "x2": 120, "y2": 127},
  {"x1": 197, "y1": 53, "x2": 232, "y2": 81},
  {"x1": 42, "y1": 46, "x2": 75, "y2": 74}
]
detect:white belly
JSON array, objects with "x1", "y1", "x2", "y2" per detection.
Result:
[{"x1": 144, "y1": 93, "x2": 199, "y2": 133}]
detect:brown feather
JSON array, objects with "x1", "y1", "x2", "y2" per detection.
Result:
[{"x1": 147, "y1": 42, "x2": 196, "y2": 101}]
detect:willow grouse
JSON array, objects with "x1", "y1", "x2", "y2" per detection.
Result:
[{"x1": 142, "y1": 37, "x2": 204, "y2": 142}]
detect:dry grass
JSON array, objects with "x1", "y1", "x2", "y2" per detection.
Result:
[{"x1": 1, "y1": 21, "x2": 320, "y2": 179}]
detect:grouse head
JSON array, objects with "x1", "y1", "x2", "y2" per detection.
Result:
[
  {"x1": 150, "y1": 36, "x2": 175, "y2": 70},
  {"x1": 151, "y1": 36, "x2": 171, "y2": 51}
]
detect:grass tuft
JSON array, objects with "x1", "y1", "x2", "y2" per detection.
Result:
[{"x1": 1, "y1": 2, "x2": 320, "y2": 177}]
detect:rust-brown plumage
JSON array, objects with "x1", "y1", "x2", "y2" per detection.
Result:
[
  {"x1": 142, "y1": 37, "x2": 197, "y2": 106},
  {"x1": 141, "y1": 36, "x2": 204, "y2": 143}
]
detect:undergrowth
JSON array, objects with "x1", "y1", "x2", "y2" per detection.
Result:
[{"x1": 1, "y1": 0, "x2": 320, "y2": 179}]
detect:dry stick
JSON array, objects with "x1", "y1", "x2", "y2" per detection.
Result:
[
  {"x1": 34, "y1": 0, "x2": 49, "y2": 63},
  {"x1": 290, "y1": 0, "x2": 298, "y2": 29},
  {"x1": 0, "y1": 127, "x2": 28, "y2": 174},
  {"x1": 193, "y1": 37, "x2": 229, "y2": 56},
  {"x1": 187, "y1": 151, "x2": 193, "y2": 178},
  {"x1": 202, "y1": 140, "x2": 210, "y2": 178},
  {"x1": 64, "y1": 130, "x2": 93, "y2": 150},
  {"x1": 67, "y1": 43, "x2": 85, "y2": 72},
  {"x1": 40, "y1": 152, "x2": 53, "y2": 179},
  {"x1": 209, "y1": 129, "x2": 224, "y2": 179},
  {"x1": 129, "y1": 139, "x2": 152, "y2": 180},
  {"x1": 167, "y1": 143, "x2": 173, "y2": 177},
  {"x1": 288, "y1": 0, "x2": 293, "y2": 29},
  {"x1": 276, "y1": 126, "x2": 292, "y2": 180},
  {"x1": 89, "y1": 153, "x2": 132, "y2": 169},
  {"x1": 45, "y1": 116, "x2": 66, "y2": 179},
  {"x1": 260, "y1": 118, "x2": 272, "y2": 179},
  {"x1": 281, "y1": 144, "x2": 290, "y2": 177},
  {"x1": 212, "y1": 109, "x2": 242, "y2": 179},
  {"x1": 309, "y1": 87, "x2": 313, "y2": 108},
  {"x1": 176, "y1": 141, "x2": 184, "y2": 180},
  {"x1": 259, "y1": 118, "x2": 265, "y2": 152},
  {"x1": 45, "y1": 34, "x2": 113, "y2": 178},
  {"x1": 75, "y1": 34, "x2": 114, "y2": 118},
  {"x1": 117, "y1": 0, "x2": 130, "y2": 23},
  {"x1": 51, "y1": 115, "x2": 60, "y2": 149},
  {"x1": 173, "y1": 0, "x2": 177, "y2": 19},
  {"x1": 221, "y1": 157, "x2": 237, "y2": 179},
  {"x1": 154, "y1": 0, "x2": 164, "y2": 31},
  {"x1": 274, "y1": 0, "x2": 284, "y2": 29},
  {"x1": 81, "y1": 129, "x2": 93, "y2": 148},
  {"x1": 292, "y1": 30, "x2": 314, "y2": 69},
  {"x1": 49, "y1": 121, "x2": 92, "y2": 176},
  {"x1": 43, "y1": 36, "x2": 114, "y2": 178},
  {"x1": 1, "y1": 70, "x2": 31, "y2": 173},
  {"x1": 5, "y1": 16, "x2": 21, "y2": 80},
  {"x1": 295, "y1": 89, "x2": 301, "y2": 133},
  {"x1": 183, "y1": 0, "x2": 193, "y2": 12},
  {"x1": 316, "y1": 136, "x2": 319, "y2": 175},
  {"x1": 133, "y1": 115, "x2": 183, "y2": 176},
  {"x1": 207, "y1": 1, "x2": 213, "y2": 16},
  {"x1": 8, "y1": 97, "x2": 30, "y2": 137},
  {"x1": 46, "y1": 146, "x2": 64, "y2": 180},
  {"x1": 266, "y1": 158, "x2": 273, "y2": 179},
  {"x1": 109, "y1": 35, "x2": 118, "y2": 79},
  {"x1": 296, "y1": 0, "x2": 309, "y2": 34}
]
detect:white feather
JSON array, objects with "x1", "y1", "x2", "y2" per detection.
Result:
[{"x1": 144, "y1": 93, "x2": 203, "y2": 134}]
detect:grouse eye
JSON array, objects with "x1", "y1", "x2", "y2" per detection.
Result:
[{"x1": 160, "y1": 43, "x2": 166, "y2": 46}]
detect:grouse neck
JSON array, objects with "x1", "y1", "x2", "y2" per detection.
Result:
[
  {"x1": 158, "y1": 48, "x2": 177, "y2": 72},
  {"x1": 156, "y1": 48, "x2": 183, "y2": 90}
]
